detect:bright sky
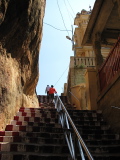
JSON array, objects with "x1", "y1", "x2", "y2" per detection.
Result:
[{"x1": 36, "y1": 0, "x2": 95, "y2": 96}]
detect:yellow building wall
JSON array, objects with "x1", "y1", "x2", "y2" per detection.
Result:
[
  {"x1": 65, "y1": 10, "x2": 110, "y2": 110},
  {"x1": 85, "y1": 68, "x2": 98, "y2": 110},
  {"x1": 71, "y1": 83, "x2": 86, "y2": 110}
]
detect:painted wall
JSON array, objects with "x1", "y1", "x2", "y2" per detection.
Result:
[
  {"x1": 85, "y1": 68, "x2": 98, "y2": 110},
  {"x1": 97, "y1": 71, "x2": 120, "y2": 133},
  {"x1": 71, "y1": 83, "x2": 86, "y2": 110}
]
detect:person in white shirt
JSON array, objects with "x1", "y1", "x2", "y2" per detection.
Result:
[{"x1": 45, "y1": 85, "x2": 50, "y2": 99}]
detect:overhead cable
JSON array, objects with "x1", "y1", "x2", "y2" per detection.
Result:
[
  {"x1": 54, "y1": 65, "x2": 69, "y2": 87},
  {"x1": 63, "y1": 0, "x2": 74, "y2": 24},
  {"x1": 57, "y1": 0, "x2": 70, "y2": 37},
  {"x1": 43, "y1": 22, "x2": 72, "y2": 32},
  {"x1": 66, "y1": 0, "x2": 75, "y2": 16}
]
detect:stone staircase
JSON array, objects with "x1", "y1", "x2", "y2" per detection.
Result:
[
  {"x1": 0, "y1": 103, "x2": 71, "y2": 160},
  {"x1": 0, "y1": 95, "x2": 119, "y2": 160},
  {"x1": 67, "y1": 109, "x2": 120, "y2": 160}
]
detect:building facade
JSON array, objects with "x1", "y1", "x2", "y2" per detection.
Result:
[{"x1": 65, "y1": 9, "x2": 110, "y2": 110}]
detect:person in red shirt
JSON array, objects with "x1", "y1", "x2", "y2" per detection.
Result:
[{"x1": 49, "y1": 85, "x2": 57, "y2": 102}]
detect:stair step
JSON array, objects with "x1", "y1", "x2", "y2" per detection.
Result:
[
  {"x1": 13, "y1": 116, "x2": 58, "y2": 123},
  {"x1": 72, "y1": 124, "x2": 110, "y2": 130},
  {"x1": 0, "y1": 143, "x2": 69, "y2": 152},
  {"x1": 16, "y1": 112, "x2": 58, "y2": 118},
  {"x1": 0, "y1": 136, "x2": 66, "y2": 144},
  {"x1": 88, "y1": 144, "x2": 120, "y2": 154},
  {"x1": 0, "y1": 97, "x2": 120, "y2": 160},
  {"x1": 85, "y1": 139, "x2": 120, "y2": 145},
  {"x1": 68, "y1": 109, "x2": 102, "y2": 113},
  {"x1": 77, "y1": 128, "x2": 113, "y2": 135},
  {"x1": 71, "y1": 121, "x2": 108, "y2": 126},
  {"x1": 0, "y1": 131, "x2": 65, "y2": 139},
  {"x1": 11, "y1": 120, "x2": 60, "y2": 127},
  {"x1": 0, "y1": 152, "x2": 70, "y2": 160},
  {"x1": 18, "y1": 109, "x2": 58, "y2": 114},
  {"x1": 19, "y1": 107, "x2": 56, "y2": 112},
  {"x1": 0, "y1": 131, "x2": 19, "y2": 136},
  {"x1": 87, "y1": 153, "x2": 120, "y2": 160},
  {"x1": 82, "y1": 133, "x2": 119, "y2": 140},
  {"x1": 5, "y1": 125, "x2": 63, "y2": 132},
  {"x1": 72, "y1": 117, "x2": 104, "y2": 121}
]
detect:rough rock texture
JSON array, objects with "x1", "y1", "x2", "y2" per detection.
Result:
[{"x1": 0, "y1": 0, "x2": 46, "y2": 130}]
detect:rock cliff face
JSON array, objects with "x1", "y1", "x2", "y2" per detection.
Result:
[{"x1": 0, "y1": 0, "x2": 46, "y2": 130}]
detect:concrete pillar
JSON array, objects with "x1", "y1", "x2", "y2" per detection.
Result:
[
  {"x1": 70, "y1": 56, "x2": 74, "y2": 68},
  {"x1": 92, "y1": 32, "x2": 103, "y2": 72},
  {"x1": 92, "y1": 32, "x2": 103, "y2": 94},
  {"x1": 86, "y1": 50, "x2": 89, "y2": 57},
  {"x1": 85, "y1": 68, "x2": 98, "y2": 110}
]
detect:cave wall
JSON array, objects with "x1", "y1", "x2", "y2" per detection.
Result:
[{"x1": 0, "y1": 0, "x2": 46, "y2": 130}]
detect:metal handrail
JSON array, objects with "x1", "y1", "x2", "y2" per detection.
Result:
[
  {"x1": 69, "y1": 91, "x2": 80, "y2": 102},
  {"x1": 55, "y1": 94, "x2": 94, "y2": 160}
]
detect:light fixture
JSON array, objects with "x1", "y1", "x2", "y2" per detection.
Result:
[{"x1": 66, "y1": 36, "x2": 72, "y2": 41}]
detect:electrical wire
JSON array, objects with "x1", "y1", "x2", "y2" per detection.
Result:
[
  {"x1": 57, "y1": 0, "x2": 70, "y2": 37},
  {"x1": 44, "y1": 0, "x2": 75, "y2": 88},
  {"x1": 66, "y1": 0, "x2": 75, "y2": 16},
  {"x1": 54, "y1": 65, "x2": 69, "y2": 87},
  {"x1": 63, "y1": 0, "x2": 74, "y2": 24},
  {"x1": 43, "y1": 22, "x2": 72, "y2": 32}
]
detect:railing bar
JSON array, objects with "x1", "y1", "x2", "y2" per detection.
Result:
[
  {"x1": 118, "y1": 43, "x2": 120, "y2": 69},
  {"x1": 55, "y1": 97, "x2": 58, "y2": 109},
  {"x1": 70, "y1": 133, "x2": 75, "y2": 159},
  {"x1": 74, "y1": 57, "x2": 95, "y2": 67},
  {"x1": 99, "y1": 37, "x2": 120, "y2": 91},
  {"x1": 69, "y1": 91, "x2": 79, "y2": 102},
  {"x1": 112, "y1": 46, "x2": 118, "y2": 74},
  {"x1": 111, "y1": 48, "x2": 117, "y2": 76},
  {"x1": 106, "y1": 56, "x2": 113, "y2": 83},
  {"x1": 62, "y1": 114, "x2": 65, "y2": 127},
  {"x1": 59, "y1": 115, "x2": 63, "y2": 127},
  {"x1": 65, "y1": 113, "x2": 70, "y2": 129},
  {"x1": 62, "y1": 110, "x2": 75, "y2": 158},
  {"x1": 65, "y1": 133, "x2": 75, "y2": 159},
  {"x1": 115, "y1": 45, "x2": 120, "y2": 71},
  {"x1": 60, "y1": 113, "x2": 65, "y2": 128},
  {"x1": 78, "y1": 140, "x2": 86, "y2": 160},
  {"x1": 56, "y1": 95, "x2": 94, "y2": 160},
  {"x1": 99, "y1": 37, "x2": 120, "y2": 71}
]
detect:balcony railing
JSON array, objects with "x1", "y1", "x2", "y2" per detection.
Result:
[
  {"x1": 74, "y1": 57, "x2": 95, "y2": 68},
  {"x1": 99, "y1": 37, "x2": 120, "y2": 91}
]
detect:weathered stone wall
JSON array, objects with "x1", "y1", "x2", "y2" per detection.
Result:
[
  {"x1": 97, "y1": 72, "x2": 120, "y2": 133},
  {"x1": 70, "y1": 68, "x2": 86, "y2": 86},
  {"x1": 74, "y1": 68, "x2": 86, "y2": 85},
  {"x1": 0, "y1": 0, "x2": 46, "y2": 130}
]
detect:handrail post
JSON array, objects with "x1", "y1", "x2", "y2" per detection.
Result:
[{"x1": 55, "y1": 94, "x2": 94, "y2": 160}]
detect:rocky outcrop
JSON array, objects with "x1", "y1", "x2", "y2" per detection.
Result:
[{"x1": 0, "y1": 0, "x2": 46, "y2": 130}]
